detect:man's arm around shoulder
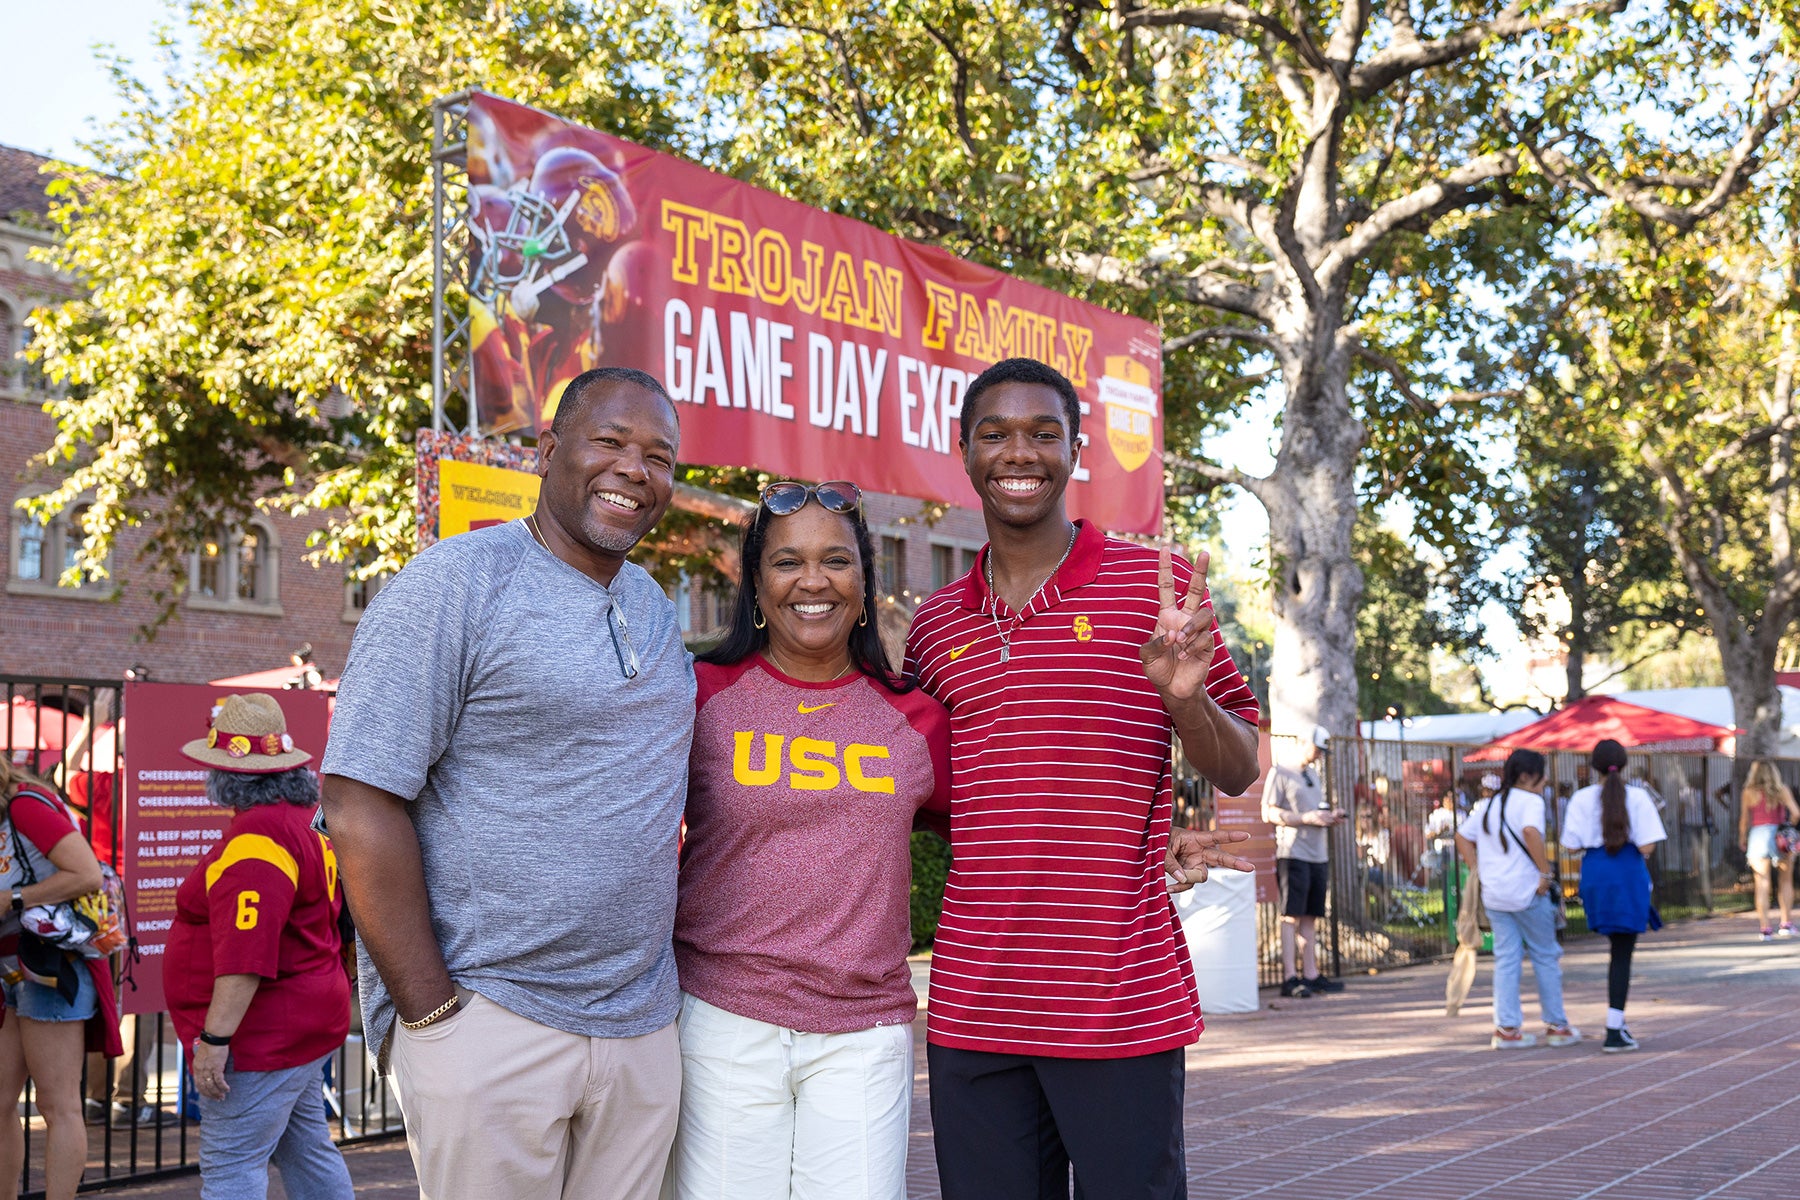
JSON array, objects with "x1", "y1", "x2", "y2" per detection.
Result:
[{"x1": 321, "y1": 775, "x2": 456, "y2": 1026}]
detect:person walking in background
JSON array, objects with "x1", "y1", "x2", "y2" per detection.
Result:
[
  {"x1": 0, "y1": 758, "x2": 122, "y2": 1200},
  {"x1": 1264, "y1": 727, "x2": 1346, "y2": 998},
  {"x1": 167, "y1": 695, "x2": 353, "y2": 1200},
  {"x1": 1561, "y1": 739, "x2": 1667, "y2": 1053},
  {"x1": 321, "y1": 368, "x2": 693, "y2": 1200},
  {"x1": 906, "y1": 357, "x2": 1260, "y2": 1200},
  {"x1": 1455, "y1": 749, "x2": 1578, "y2": 1050},
  {"x1": 1737, "y1": 760, "x2": 1799, "y2": 941},
  {"x1": 667, "y1": 479, "x2": 949, "y2": 1200}
]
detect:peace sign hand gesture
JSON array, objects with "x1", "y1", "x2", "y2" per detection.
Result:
[{"x1": 1140, "y1": 545, "x2": 1219, "y2": 701}]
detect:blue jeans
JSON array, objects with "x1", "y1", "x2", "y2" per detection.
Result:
[
  {"x1": 196, "y1": 1052, "x2": 353, "y2": 1200},
  {"x1": 1488, "y1": 893, "x2": 1566, "y2": 1030}
]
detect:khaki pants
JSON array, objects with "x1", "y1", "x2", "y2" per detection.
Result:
[{"x1": 390, "y1": 990, "x2": 680, "y2": 1200}]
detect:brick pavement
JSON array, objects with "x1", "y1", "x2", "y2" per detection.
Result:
[{"x1": 118, "y1": 912, "x2": 1798, "y2": 1198}]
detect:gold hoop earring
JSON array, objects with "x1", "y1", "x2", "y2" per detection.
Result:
[{"x1": 753, "y1": 605, "x2": 766, "y2": 630}]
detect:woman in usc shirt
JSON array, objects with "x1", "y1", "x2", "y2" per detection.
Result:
[
  {"x1": 1456, "y1": 749, "x2": 1578, "y2": 1050},
  {"x1": 1561, "y1": 738, "x2": 1668, "y2": 1053},
  {"x1": 0, "y1": 757, "x2": 122, "y2": 1200},
  {"x1": 668, "y1": 481, "x2": 950, "y2": 1200},
  {"x1": 1736, "y1": 759, "x2": 1799, "y2": 940},
  {"x1": 165, "y1": 694, "x2": 353, "y2": 1198}
]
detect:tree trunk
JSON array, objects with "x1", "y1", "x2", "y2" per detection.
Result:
[{"x1": 1264, "y1": 353, "x2": 1365, "y2": 740}]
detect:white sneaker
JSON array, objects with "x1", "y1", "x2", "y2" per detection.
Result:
[
  {"x1": 1545, "y1": 1024, "x2": 1582, "y2": 1047},
  {"x1": 1491, "y1": 1027, "x2": 1538, "y2": 1050}
]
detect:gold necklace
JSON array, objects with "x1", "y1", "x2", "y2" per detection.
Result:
[
  {"x1": 984, "y1": 525, "x2": 1077, "y2": 663},
  {"x1": 766, "y1": 646, "x2": 855, "y2": 682},
  {"x1": 524, "y1": 514, "x2": 551, "y2": 552}
]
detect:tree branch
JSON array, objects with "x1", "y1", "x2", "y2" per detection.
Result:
[
  {"x1": 919, "y1": 20, "x2": 981, "y2": 159},
  {"x1": 1165, "y1": 324, "x2": 1281, "y2": 354},
  {"x1": 1532, "y1": 71, "x2": 1800, "y2": 233},
  {"x1": 1123, "y1": 4, "x2": 1303, "y2": 55},
  {"x1": 1320, "y1": 151, "x2": 1518, "y2": 285},
  {"x1": 1168, "y1": 456, "x2": 1270, "y2": 501},
  {"x1": 1350, "y1": 0, "x2": 1627, "y2": 100}
]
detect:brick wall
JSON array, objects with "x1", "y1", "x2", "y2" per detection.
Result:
[{"x1": 1, "y1": 403, "x2": 361, "y2": 685}]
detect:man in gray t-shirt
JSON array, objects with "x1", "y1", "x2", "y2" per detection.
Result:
[
  {"x1": 1262, "y1": 726, "x2": 1345, "y2": 998},
  {"x1": 321, "y1": 368, "x2": 694, "y2": 1200}
]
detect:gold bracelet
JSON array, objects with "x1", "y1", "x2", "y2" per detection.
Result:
[{"x1": 399, "y1": 995, "x2": 460, "y2": 1031}]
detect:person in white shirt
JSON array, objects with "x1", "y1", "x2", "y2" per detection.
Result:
[
  {"x1": 1455, "y1": 749, "x2": 1577, "y2": 1050},
  {"x1": 1560, "y1": 739, "x2": 1668, "y2": 1053}
]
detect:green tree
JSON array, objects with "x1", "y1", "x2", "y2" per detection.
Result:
[
  {"x1": 27, "y1": 0, "x2": 693, "y2": 608},
  {"x1": 1550, "y1": 174, "x2": 1800, "y2": 759},
  {"x1": 1502, "y1": 401, "x2": 1689, "y2": 701},
  {"x1": 1355, "y1": 520, "x2": 1475, "y2": 719},
  {"x1": 694, "y1": 0, "x2": 1800, "y2": 745}
]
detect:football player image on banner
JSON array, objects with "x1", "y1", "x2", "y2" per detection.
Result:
[{"x1": 465, "y1": 92, "x2": 1166, "y2": 533}]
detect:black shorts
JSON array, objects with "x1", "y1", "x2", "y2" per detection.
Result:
[{"x1": 1277, "y1": 857, "x2": 1329, "y2": 918}]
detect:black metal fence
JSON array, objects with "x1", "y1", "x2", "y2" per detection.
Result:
[
  {"x1": 1177, "y1": 734, "x2": 1768, "y2": 989},
  {"x1": 2, "y1": 676, "x2": 402, "y2": 1197}
]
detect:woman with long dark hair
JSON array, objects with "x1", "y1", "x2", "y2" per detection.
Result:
[
  {"x1": 668, "y1": 480, "x2": 950, "y2": 1200},
  {"x1": 1455, "y1": 749, "x2": 1576, "y2": 1049},
  {"x1": 1560, "y1": 739, "x2": 1667, "y2": 1052}
]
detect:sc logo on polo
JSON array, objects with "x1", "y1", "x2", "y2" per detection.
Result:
[
  {"x1": 1073, "y1": 615, "x2": 1094, "y2": 642},
  {"x1": 732, "y1": 732, "x2": 895, "y2": 794}
]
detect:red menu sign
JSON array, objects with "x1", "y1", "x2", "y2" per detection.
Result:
[{"x1": 120, "y1": 682, "x2": 332, "y2": 1014}]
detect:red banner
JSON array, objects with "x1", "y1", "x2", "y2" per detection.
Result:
[
  {"x1": 466, "y1": 92, "x2": 1165, "y2": 533},
  {"x1": 119, "y1": 683, "x2": 332, "y2": 1014}
]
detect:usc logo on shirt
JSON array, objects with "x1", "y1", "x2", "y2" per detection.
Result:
[
  {"x1": 732, "y1": 732, "x2": 895, "y2": 794},
  {"x1": 1073, "y1": 615, "x2": 1094, "y2": 642}
]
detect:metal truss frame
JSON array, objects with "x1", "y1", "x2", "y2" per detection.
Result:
[{"x1": 430, "y1": 92, "x2": 474, "y2": 434}]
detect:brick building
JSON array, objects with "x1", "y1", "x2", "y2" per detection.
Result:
[
  {"x1": 1, "y1": 145, "x2": 362, "y2": 686},
  {"x1": 2, "y1": 144, "x2": 994, "y2": 687}
]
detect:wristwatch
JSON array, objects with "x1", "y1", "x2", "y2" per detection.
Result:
[
  {"x1": 198, "y1": 1030, "x2": 232, "y2": 1047},
  {"x1": 9, "y1": 888, "x2": 21, "y2": 913}
]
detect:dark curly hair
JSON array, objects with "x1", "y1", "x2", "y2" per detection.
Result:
[
  {"x1": 207, "y1": 766, "x2": 320, "y2": 811},
  {"x1": 697, "y1": 492, "x2": 910, "y2": 693}
]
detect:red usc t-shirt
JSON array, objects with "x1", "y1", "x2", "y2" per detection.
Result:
[
  {"x1": 676, "y1": 657, "x2": 950, "y2": 1033},
  {"x1": 905, "y1": 521, "x2": 1261, "y2": 1058},
  {"x1": 165, "y1": 802, "x2": 349, "y2": 1071}
]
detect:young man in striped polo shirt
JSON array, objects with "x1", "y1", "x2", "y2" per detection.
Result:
[{"x1": 906, "y1": 357, "x2": 1262, "y2": 1200}]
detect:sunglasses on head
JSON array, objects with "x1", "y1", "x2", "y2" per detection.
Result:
[{"x1": 759, "y1": 480, "x2": 862, "y2": 516}]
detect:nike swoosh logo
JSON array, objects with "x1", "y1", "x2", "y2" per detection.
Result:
[
  {"x1": 947, "y1": 641, "x2": 978, "y2": 661},
  {"x1": 797, "y1": 702, "x2": 836, "y2": 714}
]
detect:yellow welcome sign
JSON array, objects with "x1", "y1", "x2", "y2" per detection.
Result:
[{"x1": 438, "y1": 459, "x2": 541, "y2": 539}]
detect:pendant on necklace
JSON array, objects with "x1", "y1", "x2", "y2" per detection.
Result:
[{"x1": 999, "y1": 644, "x2": 1010, "y2": 663}]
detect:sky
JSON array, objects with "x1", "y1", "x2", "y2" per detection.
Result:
[{"x1": 0, "y1": 1, "x2": 185, "y2": 164}]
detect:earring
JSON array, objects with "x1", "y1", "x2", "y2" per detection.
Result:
[
  {"x1": 753, "y1": 605, "x2": 766, "y2": 630},
  {"x1": 858, "y1": 606, "x2": 869, "y2": 627}
]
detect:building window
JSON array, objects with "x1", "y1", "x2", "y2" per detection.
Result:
[
  {"x1": 8, "y1": 494, "x2": 112, "y2": 598},
  {"x1": 343, "y1": 569, "x2": 389, "y2": 622},
  {"x1": 931, "y1": 543, "x2": 956, "y2": 591},
  {"x1": 962, "y1": 547, "x2": 980, "y2": 577},
  {"x1": 16, "y1": 512, "x2": 45, "y2": 581},
  {"x1": 880, "y1": 535, "x2": 907, "y2": 597},
  {"x1": 188, "y1": 521, "x2": 281, "y2": 613}
]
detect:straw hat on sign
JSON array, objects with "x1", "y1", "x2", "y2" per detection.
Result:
[{"x1": 180, "y1": 694, "x2": 312, "y2": 775}]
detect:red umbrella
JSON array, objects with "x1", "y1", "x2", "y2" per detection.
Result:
[
  {"x1": 1464, "y1": 695, "x2": 1736, "y2": 761},
  {"x1": 4, "y1": 695, "x2": 80, "y2": 772}
]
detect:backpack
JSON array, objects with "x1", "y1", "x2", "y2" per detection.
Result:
[{"x1": 8, "y1": 785, "x2": 130, "y2": 958}]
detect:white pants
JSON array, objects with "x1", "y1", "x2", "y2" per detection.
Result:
[{"x1": 667, "y1": 992, "x2": 912, "y2": 1200}]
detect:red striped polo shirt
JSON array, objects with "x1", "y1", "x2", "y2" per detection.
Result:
[{"x1": 904, "y1": 520, "x2": 1261, "y2": 1058}]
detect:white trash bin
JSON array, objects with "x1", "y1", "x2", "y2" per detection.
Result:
[{"x1": 1175, "y1": 868, "x2": 1259, "y2": 1014}]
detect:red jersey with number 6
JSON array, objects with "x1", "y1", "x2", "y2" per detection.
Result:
[{"x1": 165, "y1": 802, "x2": 349, "y2": 1071}]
